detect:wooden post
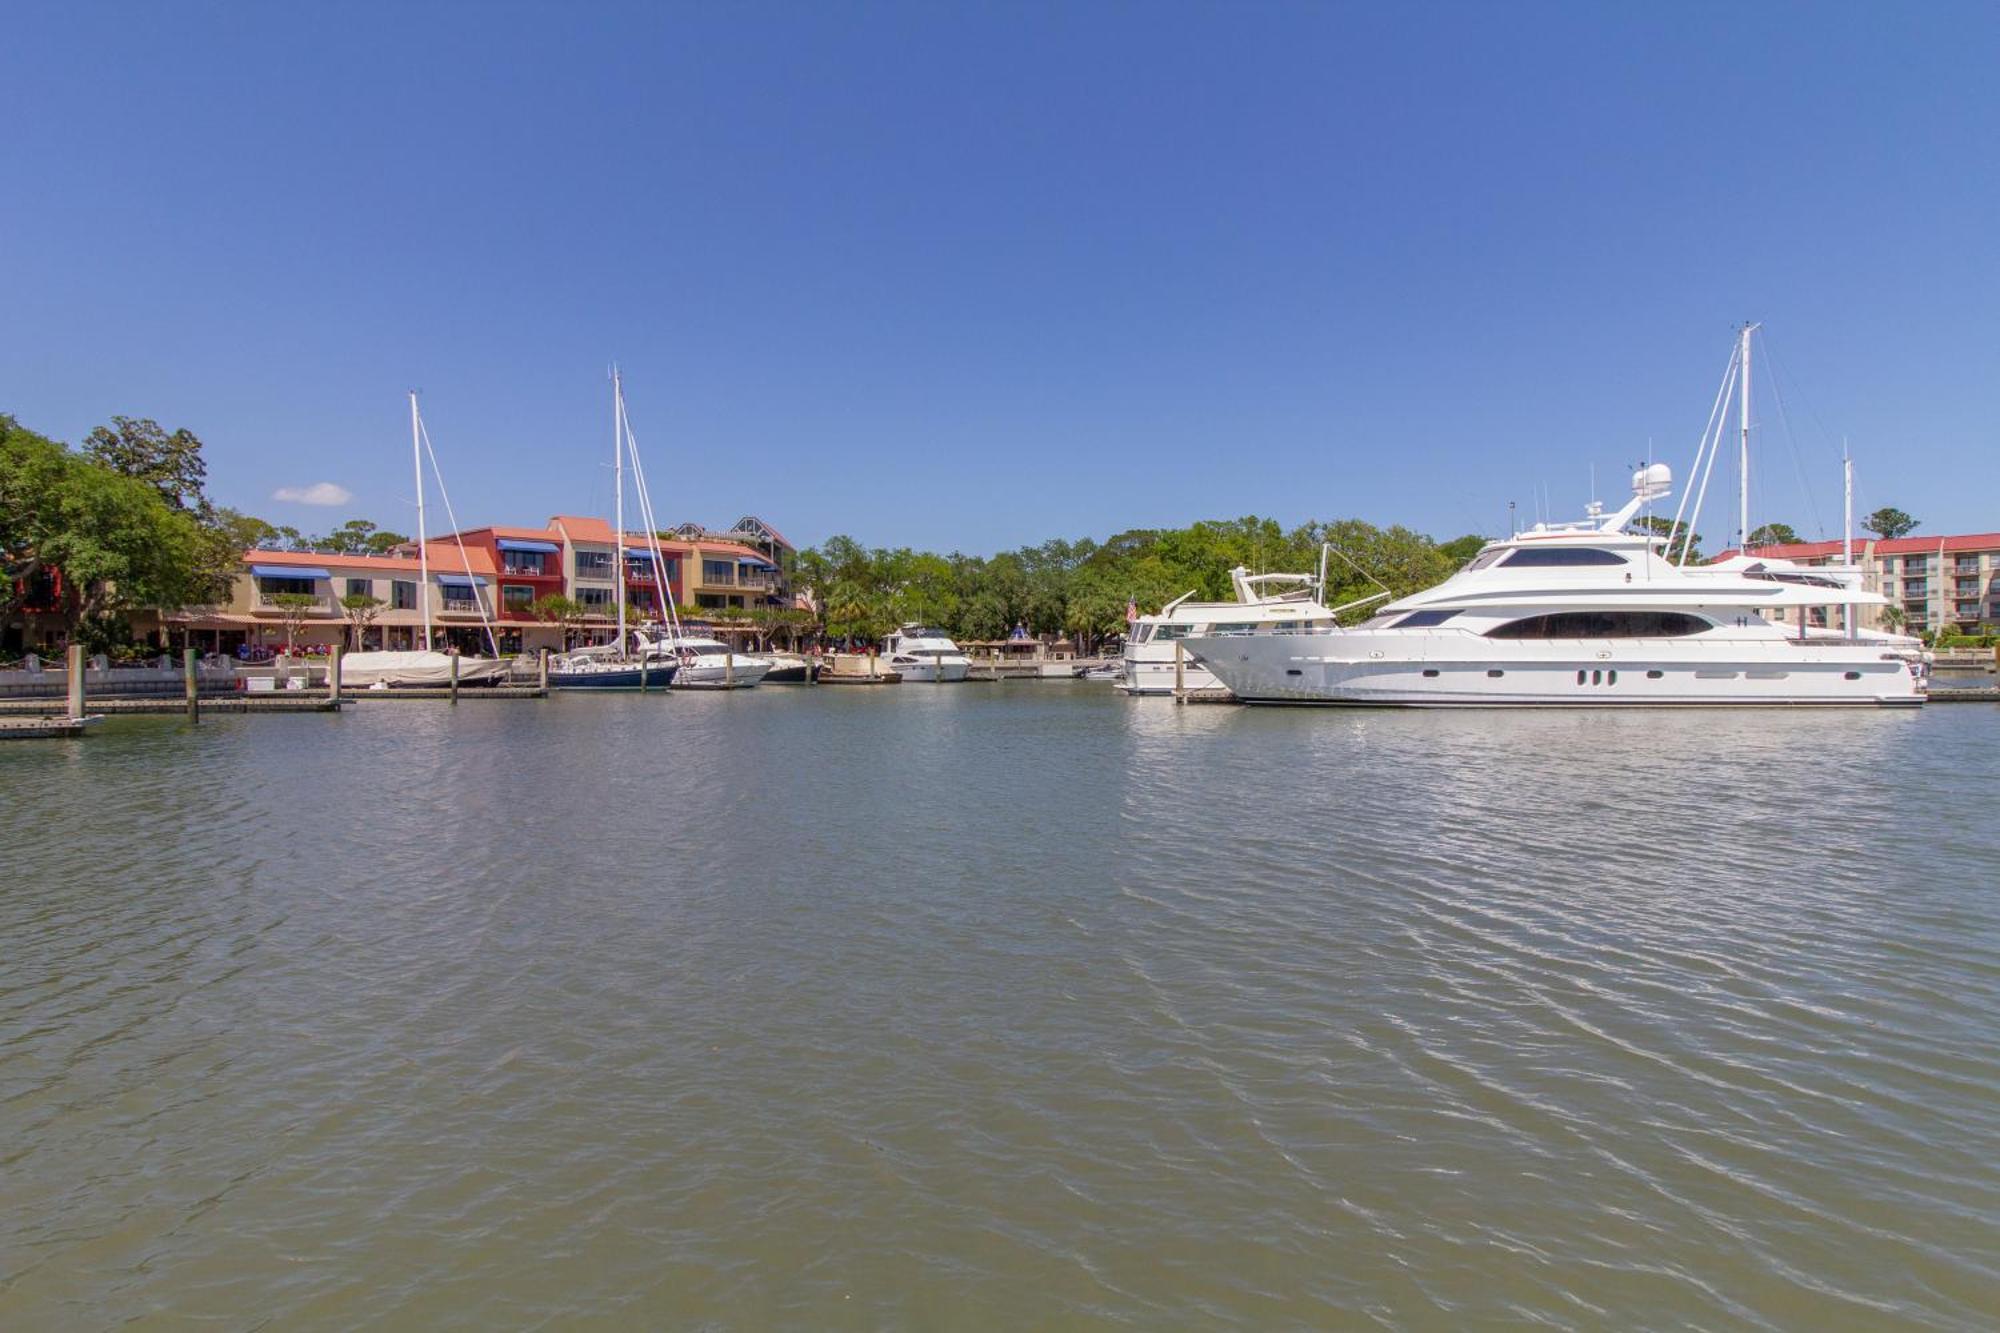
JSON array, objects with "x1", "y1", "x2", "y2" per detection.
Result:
[
  {"x1": 725, "y1": 646, "x2": 735, "y2": 687},
  {"x1": 328, "y1": 644, "x2": 342, "y2": 704},
  {"x1": 639, "y1": 656, "x2": 648, "y2": 693},
  {"x1": 184, "y1": 647, "x2": 200, "y2": 722},
  {"x1": 66, "y1": 644, "x2": 85, "y2": 720},
  {"x1": 537, "y1": 647, "x2": 549, "y2": 693},
  {"x1": 449, "y1": 651, "x2": 459, "y2": 704},
  {"x1": 868, "y1": 651, "x2": 877, "y2": 681},
  {"x1": 1174, "y1": 640, "x2": 1185, "y2": 697}
]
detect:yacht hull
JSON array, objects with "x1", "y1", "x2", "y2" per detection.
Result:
[
  {"x1": 672, "y1": 660, "x2": 772, "y2": 689},
  {"x1": 895, "y1": 659, "x2": 969, "y2": 683},
  {"x1": 1119, "y1": 649, "x2": 1223, "y2": 695},
  {"x1": 1185, "y1": 634, "x2": 1927, "y2": 707},
  {"x1": 548, "y1": 663, "x2": 679, "y2": 690}
]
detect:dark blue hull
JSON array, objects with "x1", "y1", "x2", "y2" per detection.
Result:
[{"x1": 548, "y1": 663, "x2": 679, "y2": 690}]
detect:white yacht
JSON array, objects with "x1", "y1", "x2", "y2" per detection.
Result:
[
  {"x1": 1183, "y1": 463, "x2": 1927, "y2": 707},
  {"x1": 1121, "y1": 567, "x2": 1347, "y2": 695},
  {"x1": 881, "y1": 625, "x2": 970, "y2": 682},
  {"x1": 638, "y1": 628, "x2": 773, "y2": 689}
]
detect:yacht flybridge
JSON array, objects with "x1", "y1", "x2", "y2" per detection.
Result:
[
  {"x1": 1120, "y1": 565, "x2": 1352, "y2": 695},
  {"x1": 1183, "y1": 462, "x2": 1926, "y2": 707}
]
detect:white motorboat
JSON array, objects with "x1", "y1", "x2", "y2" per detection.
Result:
[
  {"x1": 1184, "y1": 465, "x2": 1927, "y2": 707},
  {"x1": 881, "y1": 625, "x2": 970, "y2": 682},
  {"x1": 341, "y1": 650, "x2": 513, "y2": 689},
  {"x1": 1121, "y1": 568, "x2": 1347, "y2": 695},
  {"x1": 638, "y1": 630, "x2": 772, "y2": 689}
]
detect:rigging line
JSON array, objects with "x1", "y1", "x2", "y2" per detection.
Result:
[
  {"x1": 1758, "y1": 335, "x2": 1828, "y2": 541},
  {"x1": 416, "y1": 413, "x2": 501, "y2": 658},
  {"x1": 619, "y1": 389, "x2": 684, "y2": 639},
  {"x1": 1684, "y1": 352, "x2": 1737, "y2": 566},
  {"x1": 1669, "y1": 338, "x2": 1738, "y2": 557}
]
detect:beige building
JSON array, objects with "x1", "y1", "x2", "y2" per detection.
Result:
[{"x1": 1718, "y1": 533, "x2": 2000, "y2": 633}]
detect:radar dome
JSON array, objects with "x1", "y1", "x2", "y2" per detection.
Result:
[{"x1": 1631, "y1": 462, "x2": 1672, "y2": 499}]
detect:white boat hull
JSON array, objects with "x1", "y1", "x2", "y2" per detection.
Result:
[
  {"x1": 896, "y1": 658, "x2": 969, "y2": 683},
  {"x1": 1119, "y1": 649, "x2": 1224, "y2": 695},
  {"x1": 672, "y1": 657, "x2": 772, "y2": 689},
  {"x1": 1186, "y1": 633, "x2": 1927, "y2": 707},
  {"x1": 341, "y1": 651, "x2": 513, "y2": 688}
]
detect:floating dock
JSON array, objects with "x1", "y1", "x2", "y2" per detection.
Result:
[
  {"x1": 345, "y1": 686, "x2": 547, "y2": 700},
  {"x1": 0, "y1": 715, "x2": 100, "y2": 739},
  {"x1": 0, "y1": 696, "x2": 340, "y2": 716}
]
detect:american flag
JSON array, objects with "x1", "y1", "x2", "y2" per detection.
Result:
[{"x1": 1125, "y1": 597, "x2": 1138, "y2": 623}]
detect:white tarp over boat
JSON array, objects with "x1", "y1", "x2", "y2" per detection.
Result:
[{"x1": 340, "y1": 651, "x2": 512, "y2": 688}]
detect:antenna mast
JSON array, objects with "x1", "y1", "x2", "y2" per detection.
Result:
[
  {"x1": 410, "y1": 390, "x2": 430, "y2": 651},
  {"x1": 1843, "y1": 441, "x2": 1855, "y2": 638}
]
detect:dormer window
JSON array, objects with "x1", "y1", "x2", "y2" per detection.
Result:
[{"x1": 1500, "y1": 547, "x2": 1627, "y2": 567}]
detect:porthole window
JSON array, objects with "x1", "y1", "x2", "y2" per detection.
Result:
[
  {"x1": 1576, "y1": 670, "x2": 1587, "y2": 685},
  {"x1": 1646, "y1": 670, "x2": 1664, "y2": 679},
  {"x1": 1421, "y1": 668, "x2": 1440, "y2": 678},
  {"x1": 1844, "y1": 671, "x2": 1862, "y2": 680},
  {"x1": 1608, "y1": 670, "x2": 1618, "y2": 685},
  {"x1": 1487, "y1": 669, "x2": 1504, "y2": 678}
]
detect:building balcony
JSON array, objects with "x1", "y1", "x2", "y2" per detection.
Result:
[
  {"x1": 499, "y1": 564, "x2": 564, "y2": 580},
  {"x1": 439, "y1": 597, "x2": 490, "y2": 617}
]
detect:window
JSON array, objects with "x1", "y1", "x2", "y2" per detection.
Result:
[
  {"x1": 1487, "y1": 611, "x2": 1710, "y2": 638},
  {"x1": 1501, "y1": 547, "x2": 1626, "y2": 567},
  {"x1": 345, "y1": 578, "x2": 372, "y2": 598},
  {"x1": 1463, "y1": 548, "x2": 1507, "y2": 571},
  {"x1": 1905, "y1": 556, "x2": 1931, "y2": 572},
  {"x1": 576, "y1": 586, "x2": 613, "y2": 609},
  {"x1": 502, "y1": 584, "x2": 534, "y2": 612},
  {"x1": 392, "y1": 580, "x2": 417, "y2": 610},
  {"x1": 502, "y1": 552, "x2": 546, "y2": 575},
  {"x1": 1391, "y1": 609, "x2": 1459, "y2": 629},
  {"x1": 574, "y1": 550, "x2": 613, "y2": 576},
  {"x1": 702, "y1": 559, "x2": 735, "y2": 585},
  {"x1": 257, "y1": 575, "x2": 317, "y2": 596}
]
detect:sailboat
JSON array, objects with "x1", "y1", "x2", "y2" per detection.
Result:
[
  {"x1": 341, "y1": 393, "x2": 512, "y2": 689},
  {"x1": 548, "y1": 368, "x2": 680, "y2": 690}
]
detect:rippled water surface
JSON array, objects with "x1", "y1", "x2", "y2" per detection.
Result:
[{"x1": 4, "y1": 686, "x2": 1998, "y2": 1328}]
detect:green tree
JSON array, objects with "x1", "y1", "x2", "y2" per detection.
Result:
[
  {"x1": 339, "y1": 592, "x2": 383, "y2": 650},
  {"x1": 1437, "y1": 534, "x2": 1489, "y2": 565},
  {"x1": 82, "y1": 416, "x2": 210, "y2": 514},
  {"x1": 268, "y1": 592, "x2": 319, "y2": 653},
  {"x1": 1879, "y1": 605, "x2": 1906, "y2": 633},
  {"x1": 530, "y1": 594, "x2": 585, "y2": 648},
  {"x1": 1864, "y1": 507, "x2": 1917, "y2": 540},
  {"x1": 1, "y1": 415, "x2": 222, "y2": 638},
  {"x1": 1632, "y1": 515, "x2": 1702, "y2": 562},
  {"x1": 1747, "y1": 522, "x2": 1801, "y2": 547}
]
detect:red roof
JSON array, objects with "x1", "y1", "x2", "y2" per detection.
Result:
[
  {"x1": 550, "y1": 515, "x2": 615, "y2": 543},
  {"x1": 1714, "y1": 533, "x2": 2000, "y2": 562},
  {"x1": 449, "y1": 523, "x2": 566, "y2": 543}
]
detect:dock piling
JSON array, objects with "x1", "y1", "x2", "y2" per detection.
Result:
[
  {"x1": 449, "y1": 652, "x2": 459, "y2": 704},
  {"x1": 1174, "y1": 642, "x2": 1185, "y2": 698},
  {"x1": 725, "y1": 648, "x2": 735, "y2": 687},
  {"x1": 328, "y1": 644, "x2": 342, "y2": 704},
  {"x1": 184, "y1": 647, "x2": 200, "y2": 722},
  {"x1": 66, "y1": 645, "x2": 85, "y2": 720},
  {"x1": 537, "y1": 648, "x2": 549, "y2": 693}
]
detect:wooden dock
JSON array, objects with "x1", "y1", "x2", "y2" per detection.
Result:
[
  {"x1": 0, "y1": 696, "x2": 340, "y2": 716},
  {"x1": 0, "y1": 715, "x2": 100, "y2": 739},
  {"x1": 1175, "y1": 688, "x2": 1240, "y2": 706},
  {"x1": 1932, "y1": 687, "x2": 2000, "y2": 702},
  {"x1": 345, "y1": 685, "x2": 547, "y2": 700}
]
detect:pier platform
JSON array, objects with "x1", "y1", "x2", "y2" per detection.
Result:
[
  {"x1": 0, "y1": 697, "x2": 339, "y2": 716},
  {"x1": 345, "y1": 686, "x2": 547, "y2": 700},
  {"x1": 0, "y1": 715, "x2": 100, "y2": 739},
  {"x1": 1932, "y1": 687, "x2": 2000, "y2": 702}
]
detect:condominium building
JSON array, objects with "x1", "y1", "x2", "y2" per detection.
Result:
[{"x1": 1716, "y1": 533, "x2": 2000, "y2": 632}]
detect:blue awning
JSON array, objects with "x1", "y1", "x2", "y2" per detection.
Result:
[
  {"x1": 623, "y1": 548, "x2": 656, "y2": 561},
  {"x1": 253, "y1": 564, "x2": 329, "y2": 579},
  {"x1": 435, "y1": 574, "x2": 490, "y2": 588},
  {"x1": 739, "y1": 556, "x2": 776, "y2": 569},
  {"x1": 497, "y1": 538, "x2": 560, "y2": 554}
]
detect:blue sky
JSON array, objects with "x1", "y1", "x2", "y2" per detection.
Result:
[{"x1": 5, "y1": 2, "x2": 1996, "y2": 553}]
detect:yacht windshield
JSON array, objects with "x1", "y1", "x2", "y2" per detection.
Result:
[{"x1": 1502, "y1": 547, "x2": 1627, "y2": 567}]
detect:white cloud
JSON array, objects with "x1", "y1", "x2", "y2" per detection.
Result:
[{"x1": 272, "y1": 481, "x2": 354, "y2": 506}]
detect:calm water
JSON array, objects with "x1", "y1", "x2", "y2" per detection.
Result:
[{"x1": 3, "y1": 686, "x2": 1998, "y2": 1329}]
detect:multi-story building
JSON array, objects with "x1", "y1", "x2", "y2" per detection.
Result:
[
  {"x1": 167, "y1": 544, "x2": 505, "y2": 654},
  {"x1": 1716, "y1": 533, "x2": 2000, "y2": 632},
  {"x1": 666, "y1": 516, "x2": 794, "y2": 612}
]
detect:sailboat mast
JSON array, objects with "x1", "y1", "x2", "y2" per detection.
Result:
[
  {"x1": 1843, "y1": 444, "x2": 1854, "y2": 637},
  {"x1": 1738, "y1": 323, "x2": 1757, "y2": 552},
  {"x1": 614, "y1": 366, "x2": 626, "y2": 651},
  {"x1": 411, "y1": 390, "x2": 430, "y2": 652}
]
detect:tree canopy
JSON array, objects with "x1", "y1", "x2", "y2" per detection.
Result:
[
  {"x1": 1747, "y1": 522, "x2": 1800, "y2": 547},
  {"x1": 795, "y1": 518, "x2": 1486, "y2": 648},
  {"x1": 1864, "y1": 507, "x2": 1918, "y2": 540}
]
